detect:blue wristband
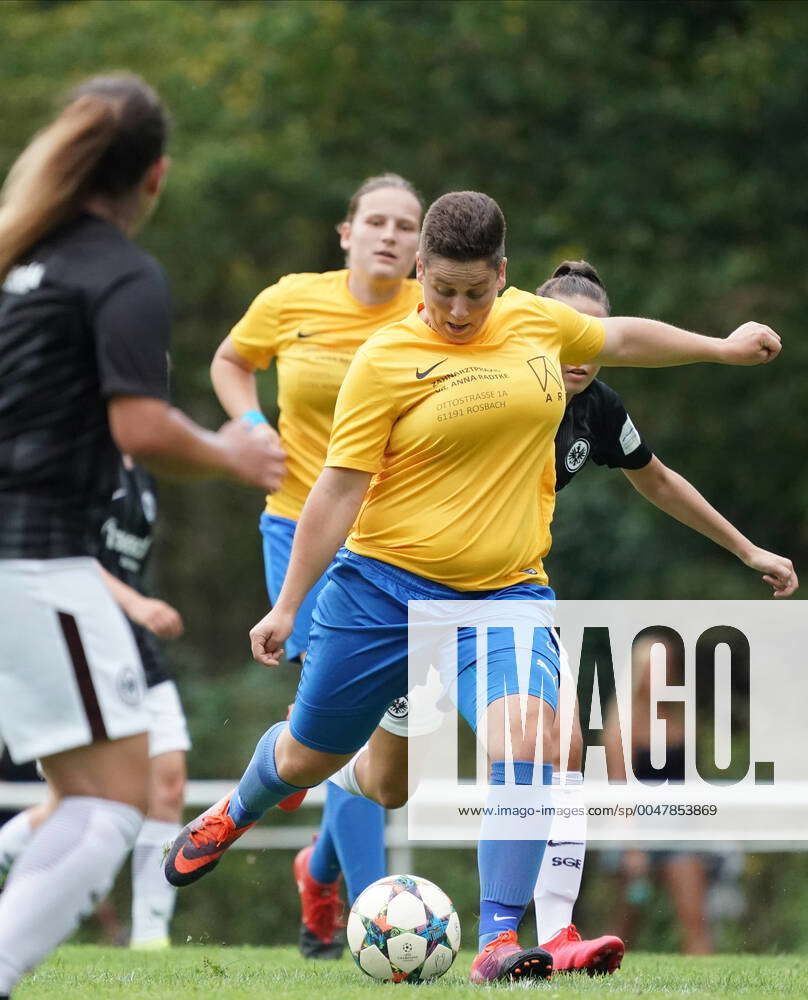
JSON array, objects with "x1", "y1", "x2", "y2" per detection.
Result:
[{"x1": 240, "y1": 409, "x2": 268, "y2": 428}]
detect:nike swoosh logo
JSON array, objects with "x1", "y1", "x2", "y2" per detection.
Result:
[
  {"x1": 547, "y1": 840, "x2": 585, "y2": 847},
  {"x1": 415, "y1": 358, "x2": 448, "y2": 379},
  {"x1": 171, "y1": 845, "x2": 226, "y2": 875},
  {"x1": 493, "y1": 913, "x2": 518, "y2": 922},
  {"x1": 296, "y1": 330, "x2": 321, "y2": 338}
]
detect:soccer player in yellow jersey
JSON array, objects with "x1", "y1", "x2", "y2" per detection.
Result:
[
  {"x1": 169, "y1": 192, "x2": 782, "y2": 982},
  {"x1": 209, "y1": 174, "x2": 423, "y2": 956},
  {"x1": 210, "y1": 173, "x2": 422, "y2": 656}
]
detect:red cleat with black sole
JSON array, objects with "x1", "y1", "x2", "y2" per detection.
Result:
[
  {"x1": 165, "y1": 794, "x2": 255, "y2": 887},
  {"x1": 469, "y1": 929, "x2": 553, "y2": 983}
]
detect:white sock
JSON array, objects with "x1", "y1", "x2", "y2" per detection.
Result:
[
  {"x1": 534, "y1": 771, "x2": 586, "y2": 943},
  {"x1": 326, "y1": 746, "x2": 368, "y2": 797},
  {"x1": 130, "y1": 818, "x2": 180, "y2": 946},
  {"x1": 0, "y1": 796, "x2": 142, "y2": 994},
  {"x1": 0, "y1": 810, "x2": 34, "y2": 880}
]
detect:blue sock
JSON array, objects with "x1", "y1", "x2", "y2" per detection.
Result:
[
  {"x1": 478, "y1": 760, "x2": 552, "y2": 950},
  {"x1": 325, "y1": 782, "x2": 386, "y2": 903},
  {"x1": 308, "y1": 789, "x2": 342, "y2": 885},
  {"x1": 227, "y1": 722, "x2": 308, "y2": 826}
]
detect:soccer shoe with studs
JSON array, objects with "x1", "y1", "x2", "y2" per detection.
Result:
[
  {"x1": 541, "y1": 923, "x2": 624, "y2": 974},
  {"x1": 164, "y1": 794, "x2": 255, "y2": 887},
  {"x1": 469, "y1": 929, "x2": 553, "y2": 983},
  {"x1": 293, "y1": 843, "x2": 346, "y2": 959}
]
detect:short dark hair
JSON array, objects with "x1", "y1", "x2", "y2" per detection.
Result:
[
  {"x1": 536, "y1": 260, "x2": 610, "y2": 315},
  {"x1": 342, "y1": 173, "x2": 423, "y2": 224},
  {"x1": 419, "y1": 191, "x2": 506, "y2": 268}
]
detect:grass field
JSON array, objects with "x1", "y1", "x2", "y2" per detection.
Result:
[{"x1": 11, "y1": 946, "x2": 808, "y2": 999}]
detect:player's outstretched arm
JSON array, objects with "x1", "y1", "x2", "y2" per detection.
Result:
[
  {"x1": 210, "y1": 335, "x2": 281, "y2": 447},
  {"x1": 96, "y1": 564, "x2": 185, "y2": 638},
  {"x1": 624, "y1": 458, "x2": 798, "y2": 598},
  {"x1": 249, "y1": 466, "x2": 372, "y2": 667},
  {"x1": 108, "y1": 395, "x2": 285, "y2": 492},
  {"x1": 596, "y1": 317, "x2": 781, "y2": 368}
]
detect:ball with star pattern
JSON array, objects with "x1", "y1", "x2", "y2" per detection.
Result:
[{"x1": 347, "y1": 874, "x2": 461, "y2": 982}]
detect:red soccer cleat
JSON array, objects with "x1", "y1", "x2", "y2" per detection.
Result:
[
  {"x1": 541, "y1": 923, "x2": 624, "y2": 975},
  {"x1": 164, "y1": 794, "x2": 255, "y2": 887},
  {"x1": 278, "y1": 788, "x2": 308, "y2": 811},
  {"x1": 293, "y1": 843, "x2": 346, "y2": 959},
  {"x1": 469, "y1": 929, "x2": 553, "y2": 983}
]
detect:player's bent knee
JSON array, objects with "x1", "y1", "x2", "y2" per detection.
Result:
[
  {"x1": 372, "y1": 784, "x2": 410, "y2": 810},
  {"x1": 276, "y1": 729, "x2": 353, "y2": 787}
]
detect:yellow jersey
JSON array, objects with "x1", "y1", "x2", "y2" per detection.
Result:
[
  {"x1": 326, "y1": 287, "x2": 606, "y2": 590},
  {"x1": 229, "y1": 270, "x2": 422, "y2": 519}
]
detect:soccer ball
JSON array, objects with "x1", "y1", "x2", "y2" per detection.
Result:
[{"x1": 347, "y1": 874, "x2": 461, "y2": 982}]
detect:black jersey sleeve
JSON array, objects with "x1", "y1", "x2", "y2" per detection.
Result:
[
  {"x1": 93, "y1": 257, "x2": 171, "y2": 401},
  {"x1": 589, "y1": 381, "x2": 653, "y2": 471}
]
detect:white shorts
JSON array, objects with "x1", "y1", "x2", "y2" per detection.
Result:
[
  {"x1": 378, "y1": 696, "x2": 411, "y2": 738},
  {"x1": 379, "y1": 666, "x2": 445, "y2": 739},
  {"x1": 0, "y1": 558, "x2": 149, "y2": 764},
  {"x1": 146, "y1": 680, "x2": 191, "y2": 758}
]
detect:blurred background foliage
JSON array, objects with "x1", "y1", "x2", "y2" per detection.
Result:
[{"x1": 2, "y1": 0, "x2": 807, "y2": 951}]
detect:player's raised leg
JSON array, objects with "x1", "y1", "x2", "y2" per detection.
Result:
[{"x1": 166, "y1": 722, "x2": 355, "y2": 886}]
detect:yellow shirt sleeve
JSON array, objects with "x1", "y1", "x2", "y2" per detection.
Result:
[
  {"x1": 228, "y1": 279, "x2": 287, "y2": 370},
  {"x1": 326, "y1": 348, "x2": 398, "y2": 474},
  {"x1": 539, "y1": 296, "x2": 606, "y2": 365}
]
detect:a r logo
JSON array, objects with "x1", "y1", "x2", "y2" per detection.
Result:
[{"x1": 527, "y1": 356, "x2": 564, "y2": 392}]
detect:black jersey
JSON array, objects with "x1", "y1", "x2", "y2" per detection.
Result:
[
  {"x1": 97, "y1": 460, "x2": 168, "y2": 688},
  {"x1": 97, "y1": 462, "x2": 157, "y2": 589},
  {"x1": 555, "y1": 379, "x2": 653, "y2": 491},
  {"x1": 0, "y1": 214, "x2": 170, "y2": 559}
]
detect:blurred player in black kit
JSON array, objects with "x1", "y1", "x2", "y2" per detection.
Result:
[
  {"x1": 0, "y1": 454, "x2": 190, "y2": 949},
  {"x1": 0, "y1": 73, "x2": 284, "y2": 995}
]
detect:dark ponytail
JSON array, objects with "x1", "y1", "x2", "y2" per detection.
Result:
[
  {"x1": 537, "y1": 259, "x2": 610, "y2": 315},
  {"x1": 0, "y1": 74, "x2": 169, "y2": 281}
]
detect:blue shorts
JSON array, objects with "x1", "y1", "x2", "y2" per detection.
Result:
[
  {"x1": 260, "y1": 513, "x2": 327, "y2": 661},
  {"x1": 290, "y1": 550, "x2": 560, "y2": 754}
]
